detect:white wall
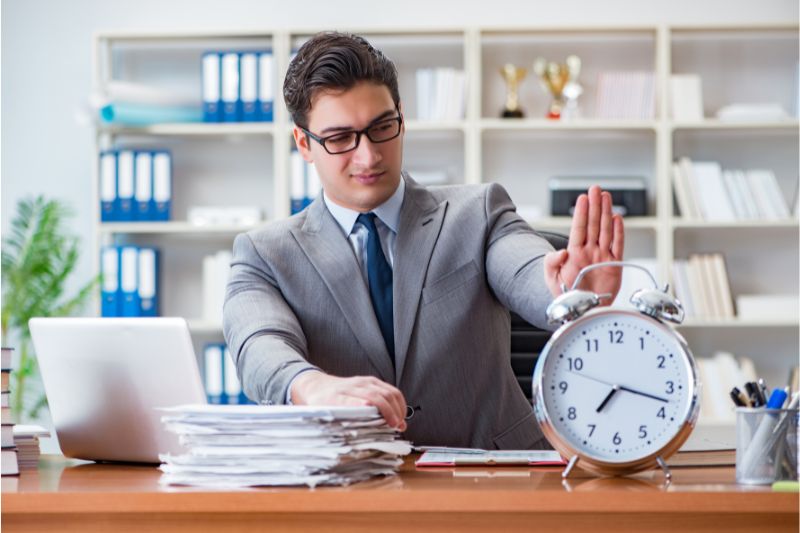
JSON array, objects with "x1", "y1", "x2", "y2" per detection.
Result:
[{"x1": 1, "y1": 0, "x2": 797, "y2": 296}]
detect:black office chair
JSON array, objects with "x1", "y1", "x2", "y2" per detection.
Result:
[{"x1": 510, "y1": 230, "x2": 569, "y2": 403}]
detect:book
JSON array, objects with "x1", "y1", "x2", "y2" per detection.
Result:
[
  {"x1": 701, "y1": 254, "x2": 723, "y2": 318},
  {"x1": 1, "y1": 406, "x2": 13, "y2": 425},
  {"x1": 671, "y1": 162, "x2": 695, "y2": 219},
  {"x1": 669, "y1": 74, "x2": 704, "y2": 121},
  {"x1": 687, "y1": 255, "x2": 710, "y2": 318},
  {"x1": 1, "y1": 448, "x2": 18, "y2": 476},
  {"x1": 1, "y1": 347, "x2": 12, "y2": 371},
  {"x1": 735, "y1": 294, "x2": 799, "y2": 320},
  {"x1": 1, "y1": 371, "x2": 9, "y2": 392},
  {"x1": 1, "y1": 424, "x2": 13, "y2": 448},
  {"x1": 710, "y1": 254, "x2": 735, "y2": 318},
  {"x1": 671, "y1": 259, "x2": 695, "y2": 317},
  {"x1": 690, "y1": 162, "x2": 736, "y2": 222}
]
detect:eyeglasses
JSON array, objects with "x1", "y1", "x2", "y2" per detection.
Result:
[{"x1": 302, "y1": 113, "x2": 403, "y2": 155}]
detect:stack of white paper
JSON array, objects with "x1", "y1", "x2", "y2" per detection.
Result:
[
  {"x1": 159, "y1": 404, "x2": 411, "y2": 488},
  {"x1": 13, "y1": 424, "x2": 50, "y2": 469}
]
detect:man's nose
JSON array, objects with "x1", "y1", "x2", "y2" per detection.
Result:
[{"x1": 351, "y1": 134, "x2": 382, "y2": 167}]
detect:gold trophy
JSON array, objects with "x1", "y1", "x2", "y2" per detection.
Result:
[
  {"x1": 532, "y1": 55, "x2": 582, "y2": 120},
  {"x1": 499, "y1": 64, "x2": 527, "y2": 118}
]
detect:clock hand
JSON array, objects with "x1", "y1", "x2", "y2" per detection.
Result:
[
  {"x1": 568, "y1": 371, "x2": 670, "y2": 404},
  {"x1": 618, "y1": 385, "x2": 669, "y2": 404},
  {"x1": 596, "y1": 384, "x2": 619, "y2": 413}
]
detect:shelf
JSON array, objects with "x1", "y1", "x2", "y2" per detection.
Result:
[
  {"x1": 99, "y1": 222, "x2": 260, "y2": 235},
  {"x1": 529, "y1": 216, "x2": 659, "y2": 230},
  {"x1": 670, "y1": 120, "x2": 799, "y2": 131},
  {"x1": 100, "y1": 122, "x2": 276, "y2": 136},
  {"x1": 678, "y1": 318, "x2": 799, "y2": 328},
  {"x1": 404, "y1": 120, "x2": 467, "y2": 132},
  {"x1": 671, "y1": 219, "x2": 799, "y2": 230},
  {"x1": 480, "y1": 119, "x2": 657, "y2": 131}
]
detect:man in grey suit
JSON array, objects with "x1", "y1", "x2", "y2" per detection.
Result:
[{"x1": 224, "y1": 32, "x2": 624, "y2": 449}]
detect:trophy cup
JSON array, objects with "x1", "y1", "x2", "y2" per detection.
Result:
[
  {"x1": 532, "y1": 55, "x2": 583, "y2": 120},
  {"x1": 499, "y1": 64, "x2": 527, "y2": 118}
]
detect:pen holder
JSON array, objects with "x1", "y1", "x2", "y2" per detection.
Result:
[{"x1": 735, "y1": 407, "x2": 799, "y2": 485}]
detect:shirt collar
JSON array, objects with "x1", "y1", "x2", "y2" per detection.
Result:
[{"x1": 324, "y1": 176, "x2": 405, "y2": 236}]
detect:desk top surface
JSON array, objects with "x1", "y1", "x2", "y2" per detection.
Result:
[{"x1": 3, "y1": 452, "x2": 798, "y2": 516}]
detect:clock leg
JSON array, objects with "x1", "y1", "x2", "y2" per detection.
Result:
[
  {"x1": 656, "y1": 455, "x2": 672, "y2": 482},
  {"x1": 562, "y1": 455, "x2": 580, "y2": 479}
]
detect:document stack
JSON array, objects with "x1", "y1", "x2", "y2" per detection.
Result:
[
  {"x1": 1, "y1": 347, "x2": 17, "y2": 476},
  {"x1": 159, "y1": 404, "x2": 411, "y2": 488},
  {"x1": 13, "y1": 425, "x2": 49, "y2": 470}
]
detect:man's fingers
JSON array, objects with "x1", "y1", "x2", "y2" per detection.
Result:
[
  {"x1": 598, "y1": 191, "x2": 613, "y2": 251},
  {"x1": 373, "y1": 382, "x2": 407, "y2": 427},
  {"x1": 611, "y1": 214, "x2": 625, "y2": 259},
  {"x1": 361, "y1": 377, "x2": 407, "y2": 423},
  {"x1": 568, "y1": 194, "x2": 588, "y2": 248},
  {"x1": 353, "y1": 380, "x2": 406, "y2": 429},
  {"x1": 586, "y1": 185, "x2": 602, "y2": 244},
  {"x1": 362, "y1": 390, "x2": 403, "y2": 429}
]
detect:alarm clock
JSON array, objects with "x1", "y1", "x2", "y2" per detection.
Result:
[{"x1": 532, "y1": 261, "x2": 700, "y2": 479}]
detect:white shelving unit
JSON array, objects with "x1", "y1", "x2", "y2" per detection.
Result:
[{"x1": 92, "y1": 25, "x2": 799, "y2": 390}]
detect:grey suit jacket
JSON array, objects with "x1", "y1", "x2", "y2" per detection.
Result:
[{"x1": 223, "y1": 174, "x2": 556, "y2": 449}]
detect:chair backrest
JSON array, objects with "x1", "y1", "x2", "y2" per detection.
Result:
[{"x1": 510, "y1": 230, "x2": 568, "y2": 402}]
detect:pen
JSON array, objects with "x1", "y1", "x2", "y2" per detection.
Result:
[
  {"x1": 766, "y1": 388, "x2": 788, "y2": 410},
  {"x1": 737, "y1": 383, "x2": 786, "y2": 479},
  {"x1": 757, "y1": 379, "x2": 769, "y2": 403},
  {"x1": 730, "y1": 387, "x2": 746, "y2": 407},
  {"x1": 745, "y1": 382, "x2": 763, "y2": 407}
]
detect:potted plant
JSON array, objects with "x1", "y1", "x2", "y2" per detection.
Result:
[{"x1": 1, "y1": 196, "x2": 98, "y2": 420}]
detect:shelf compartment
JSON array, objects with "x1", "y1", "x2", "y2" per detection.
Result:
[{"x1": 100, "y1": 123, "x2": 276, "y2": 136}]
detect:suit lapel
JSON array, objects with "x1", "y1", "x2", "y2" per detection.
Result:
[
  {"x1": 292, "y1": 197, "x2": 395, "y2": 383},
  {"x1": 393, "y1": 176, "x2": 447, "y2": 385}
]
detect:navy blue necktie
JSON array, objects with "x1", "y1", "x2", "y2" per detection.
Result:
[{"x1": 356, "y1": 213, "x2": 395, "y2": 364}]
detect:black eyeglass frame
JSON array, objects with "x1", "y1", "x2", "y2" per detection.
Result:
[{"x1": 301, "y1": 108, "x2": 404, "y2": 155}]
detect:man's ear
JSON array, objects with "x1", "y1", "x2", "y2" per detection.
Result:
[{"x1": 292, "y1": 126, "x2": 313, "y2": 163}]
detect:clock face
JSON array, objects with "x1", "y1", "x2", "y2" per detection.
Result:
[{"x1": 534, "y1": 309, "x2": 697, "y2": 464}]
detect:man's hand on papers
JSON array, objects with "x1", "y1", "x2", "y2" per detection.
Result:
[
  {"x1": 290, "y1": 371, "x2": 408, "y2": 431},
  {"x1": 544, "y1": 185, "x2": 625, "y2": 303}
]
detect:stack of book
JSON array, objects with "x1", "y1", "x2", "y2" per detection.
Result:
[
  {"x1": 201, "y1": 343, "x2": 255, "y2": 405},
  {"x1": 672, "y1": 253, "x2": 734, "y2": 320},
  {"x1": 594, "y1": 71, "x2": 656, "y2": 120},
  {"x1": 13, "y1": 425, "x2": 49, "y2": 470},
  {"x1": 695, "y1": 352, "x2": 757, "y2": 425},
  {"x1": 415, "y1": 68, "x2": 466, "y2": 121},
  {"x1": 99, "y1": 149, "x2": 172, "y2": 222},
  {"x1": 101, "y1": 246, "x2": 160, "y2": 317},
  {"x1": 671, "y1": 158, "x2": 791, "y2": 221},
  {"x1": 158, "y1": 404, "x2": 411, "y2": 488},
  {"x1": 1, "y1": 347, "x2": 17, "y2": 476}
]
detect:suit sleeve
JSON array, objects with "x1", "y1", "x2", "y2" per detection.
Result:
[
  {"x1": 483, "y1": 183, "x2": 558, "y2": 330},
  {"x1": 223, "y1": 233, "x2": 321, "y2": 405}
]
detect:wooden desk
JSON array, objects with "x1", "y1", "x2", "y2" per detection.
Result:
[{"x1": 2, "y1": 453, "x2": 797, "y2": 532}]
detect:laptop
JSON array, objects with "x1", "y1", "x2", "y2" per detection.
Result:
[{"x1": 29, "y1": 317, "x2": 207, "y2": 464}]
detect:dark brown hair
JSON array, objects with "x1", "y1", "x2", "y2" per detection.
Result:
[{"x1": 283, "y1": 32, "x2": 401, "y2": 129}]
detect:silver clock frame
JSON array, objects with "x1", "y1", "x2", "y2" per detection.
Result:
[{"x1": 532, "y1": 303, "x2": 701, "y2": 479}]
